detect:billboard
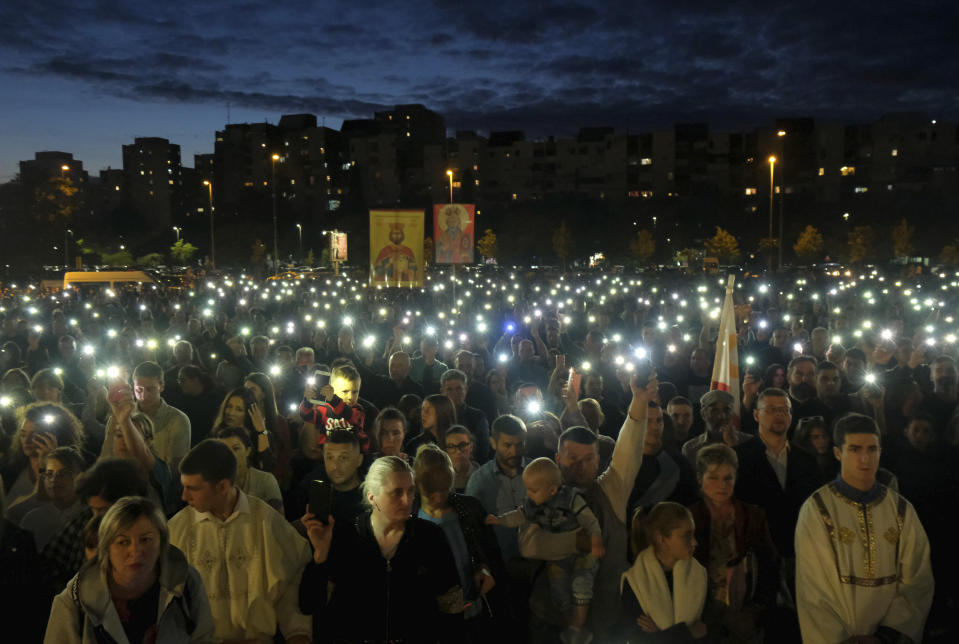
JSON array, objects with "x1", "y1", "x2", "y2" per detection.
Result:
[
  {"x1": 369, "y1": 209, "x2": 424, "y2": 287},
  {"x1": 433, "y1": 203, "x2": 475, "y2": 264},
  {"x1": 331, "y1": 232, "x2": 347, "y2": 261}
]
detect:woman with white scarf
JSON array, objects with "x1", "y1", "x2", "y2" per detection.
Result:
[{"x1": 619, "y1": 502, "x2": 709, "y2": 642}]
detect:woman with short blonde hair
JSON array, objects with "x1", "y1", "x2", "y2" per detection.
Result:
[{"x1": 45, "y1": 496, "x2": 214, "y2": 643}]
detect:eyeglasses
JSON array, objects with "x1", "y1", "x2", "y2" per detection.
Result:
[{"x1": 445, "y1": 441, "x2": 471, "y2": 452}]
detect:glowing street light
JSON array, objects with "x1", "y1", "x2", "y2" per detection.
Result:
[
  {"x1": 768, "y1": 156, "x2": 776, "y2": 269},
  {"x1": 296, "y1": 223, "x2": 303, "y2": 261},
  {"x1": 272, "y1": 154, "x2": 281, "y2": 275},
  {"x1": 203, "y1": 180, "x2": 215, "y2": 268},
  {"x1": 446, "y1": 169, "x2": 454, "y2": 204},
  {"x1": 172, "y1": 226, "x2": 180, "y2": 242}
]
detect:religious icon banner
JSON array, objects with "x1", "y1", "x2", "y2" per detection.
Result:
[
  {"x1": 433, "y1": 203, "x2": 475, "y2": 264},
  {"x1": 369, "y1": 210, "x2": 424, "y2": 287},
  {"x1": 331, "y1": 232, "x2": 348, "y2": 261}
]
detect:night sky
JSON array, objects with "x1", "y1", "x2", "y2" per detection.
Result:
[{"x1": 2, "y1": 0, "x2": 956, "y2": 182}]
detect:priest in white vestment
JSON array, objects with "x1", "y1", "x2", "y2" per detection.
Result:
[
  {"x1": 169, "y1": 439, "x2": 312, "y2": 643},
  {"x1": 796, "y1": 414, "x2": 933, "y2": 643}
]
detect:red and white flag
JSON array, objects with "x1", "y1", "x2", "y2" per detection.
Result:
[{"x1": 710, "y1": 275, "x2": 741, "y2": 419}]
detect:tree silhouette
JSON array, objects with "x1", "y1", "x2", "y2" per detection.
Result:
[
  {"x1": 477, "y1": 229, "x2": 498, "y2": 261},
  {"x1": 793, "y1": 225, "x2": 824, "y2": 262},
  {"x1": 553, "y1": 222, "x2": 574, "y2": 269},
  {"x1": 629, "y1": 229, "x2": 656, "y2": 264},
  {"x1": 705, "y1": 226, "x2": 740, "y2": 262}
]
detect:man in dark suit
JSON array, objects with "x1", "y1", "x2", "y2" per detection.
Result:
[{"x1": 735, "y1": 387, "x2": 823, "y2": 588}]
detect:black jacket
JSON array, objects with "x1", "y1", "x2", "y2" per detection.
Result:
[
  {"x1": 299, "y1": 511, "x2": 462, "y2": 643},
  {"x1": 733, "y1": 438, "x2": 823, "y2": 558}
]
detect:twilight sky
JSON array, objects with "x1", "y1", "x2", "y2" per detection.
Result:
[{"x1": 1, "y1": 0, "x2": 956, "y2": 182}]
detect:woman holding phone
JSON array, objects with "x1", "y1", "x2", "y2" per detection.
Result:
[
  {"x1": 299, "y1": 455, "x2": 465, "y2": 642},
  {"x1": 1, "y1": 402, "x2": 87, "y2": 504},
  {"x1": 244, "y1": 372, "x2": 293, "y2": 489},
  {"x1": 212, "y1": 387, "x2": 275, "y2": 472}
]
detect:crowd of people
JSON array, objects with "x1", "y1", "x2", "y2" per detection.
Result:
[{"x1": 0, "y1": 264, "x2": 954, "y2": 642}]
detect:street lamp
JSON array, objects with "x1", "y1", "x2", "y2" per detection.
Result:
[
  {"x1": 202, "y1": 180, "x2": 214, "y2": 268},
  {"x1": 65, "y1": 229, "x2": 73, "y2": 269},
  {"x1": 272, "y1": 154, "x2": 280, "y2": 275},
  {"x1": 768, "y1": 156, "x2": 776, "y2": 270},
  {"x1": 172, "y1": 226, "x2": 180, "y2": 242},
  {"x1": 60, "y1": 165, "x2": 71, "y2": 268},
  {"x1": 446, "y1": 169, "x2": 454, "y2": 204},
  {"x1": 296, "y1": 223, "x2": 303, "y2": 263}
]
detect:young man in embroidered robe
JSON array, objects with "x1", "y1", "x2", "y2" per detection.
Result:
[
  {"x1": 169, "y1": 439, "x2": 313, "y2": 643},
  {"x1": 795, "y1": 413, "x2": 934, "y2": 643}
]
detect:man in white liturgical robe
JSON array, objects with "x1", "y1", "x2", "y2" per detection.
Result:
[
  {"x1": 169, "y1": 439, "x2": 312, "y2": 643},
  {"x1": 796, "y1": 414, "x2": 933, "y2": 643}
]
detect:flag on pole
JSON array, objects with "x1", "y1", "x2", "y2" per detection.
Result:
[{"x1": 710, "y1": 275, "x2": 741, "y2": 420}]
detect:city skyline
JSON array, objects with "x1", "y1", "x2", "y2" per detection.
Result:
[{"x1": 2, "y1": 0, "x2": 956, "y2": 183}]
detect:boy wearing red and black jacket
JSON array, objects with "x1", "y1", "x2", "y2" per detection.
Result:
[{"x1": 299, "y1": 364, "x2": 371, "y2": 453}]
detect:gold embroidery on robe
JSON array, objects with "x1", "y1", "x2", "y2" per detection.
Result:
[{"x1": 884, "y1": 525, "x2": 900, "y2": 546}]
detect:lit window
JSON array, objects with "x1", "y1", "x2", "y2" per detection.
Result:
[
  {"x1": 641, "y1": 190, "x2": 653, "y2": 198},
  {"x1": 774, "y1": 186, "x2": 781, "y2": 194},
  {"x1": 140, "y1": 170, "x2": 145, "y2": 175},
  {"x1": 406, "y1": 132, "x2": 410, "y2": 137},
  {"x1": 168, "y1": 180, "x2": 173, "y2": 185},
  {"x1": 114, "y1": 185, "x2": 120, "y2": 191},
  {"x1": 511, "y1": 193, "x2": 518, "y2": 200},
  {"x1": 627, "y1": 190, "x2": 640, "y2": 198},
  {"x1": 818, "y1": 167, "x2": 824, "y2": 176},
  {"x1": 473, "y1": 164, "x2": 478, "y2": 170},
  {"x1": 854, "y1": 186, "x2": 868, "y2": 193},
  {"x1": 891, "y1": 149, "x2": 898, "y2": 157},
  {"x1": 745, "y1": 187, "x2": 757, "y2": 195},
  {"x1": 290, "y1": 179, "x2": 295, "y2": 185},
  {"x1": 474, "y1": 179, "x2": 479, "y2": 186},
  {"x1": 840, "y1": 166, "x2": 856, "y2": 176},
  {"x1": 640, "y1": 158, "x2": 652, "y2": 165}
]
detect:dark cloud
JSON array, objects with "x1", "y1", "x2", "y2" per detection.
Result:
[{"x1": 0, "y1": 0, "x2": 956, "y2": 168}]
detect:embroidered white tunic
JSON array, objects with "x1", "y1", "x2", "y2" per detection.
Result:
[
  {"x1": 168, "y1": 489, "x2": 312, "y2": 642},
  {"x1": 795, "y1": 482, "x2": 934, "y2": 642}
]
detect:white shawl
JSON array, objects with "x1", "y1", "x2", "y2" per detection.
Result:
[{"x1": 621, "y1": 547, "x2": 707, "y2": 630}]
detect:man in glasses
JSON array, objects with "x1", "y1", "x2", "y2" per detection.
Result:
[
  {"x1": 735, "y1": 387, "x2": 823, "y2": 590},
  {"x1": 443, "y1": 425, "x2": 479, "y2": 492}
]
